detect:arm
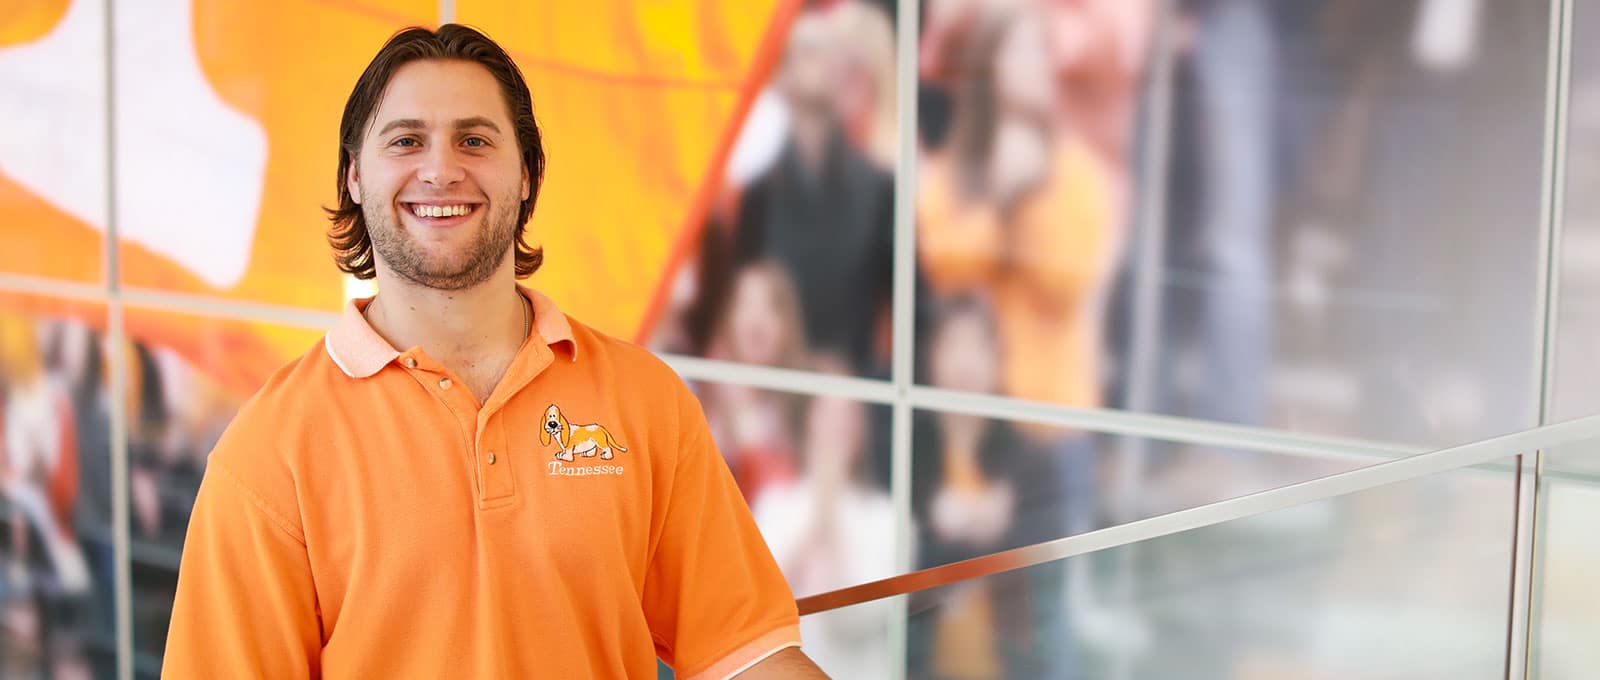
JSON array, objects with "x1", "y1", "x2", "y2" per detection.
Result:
[
  {"x1": 162, "y1": 458, "x2": 321, "y2": 679},
  {"x1": 734, "y1": 647, "x2": 831, "y2": 679},
  {"x1": 642, "y1": 385, "x2": 804, "y2": 680}
]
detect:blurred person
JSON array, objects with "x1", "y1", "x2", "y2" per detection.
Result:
[
  {"x1": 123, "y1": 341, "x2": 178, "y2": 542},
  {"x1": 827, "y1": 1, "x2": 898, "y2": 171},
  {"x1": 163, "y1": 25, "x2": 826, "y2": 679},
  {"x1": 917, "y1": 0, "x2": 1140, "y2": 417},
  {"x1": 754, "y1": 354, "x2": 895, "y2": 677},
  {"x1": 51, "y1": 321, "x2": 117, "y2": 676},
  {"x1": 910, "y1": 294, "x2": 1070, "y2": 680},
  {"x1": 0, "y1": 315, "x2": 88, "y2": 596},
  {"x1": 915, "y1": 0, "x2": 1117, "y2": 542},
  {"x1": 1149, "y1": 0, "x2": 1276, "y2": 430},
  {"x1": 0, "y1": 314, "x2": 93, "y2": 680},
  {"x1": 917, "y1": 4, "x2": 1149, "y2": 676},
  {"x1": 733, "y1": 8, "x2": 895, "y2": 378},
  {"x1": 703, "y1": 261, "x2": 810, "y2": 504}
]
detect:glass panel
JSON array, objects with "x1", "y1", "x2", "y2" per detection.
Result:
[
  {"x1": 560, "y1": 0, "x2": 901, "y2": 377},
  {"x1": 0, "y1": 295, "x2": 115, "y2": 679},
  {"x1": 1553, "y1": 0, "x2": 1600, "y2": 423},
  {"x1": 119, "y1": 307, "x2": 322, "y2": 677},
  {"x1": 689, "y1": 379, "x2": 897, "y2": 676},
  {"x1": 914, "y1": 0, "x2": 1549, "y2": 446},
  {"x1": 111, "y1": 0, "x2": 434, "y2": 311},
  {"x1": 1529, "y1": 443, "x2": 1600, "y2": 679},
  {"x1": 911, "y1": 412, "x2": 1360, "y2": 571},
  {"x1": 1546, "y1": 23, "x2": 1600, "y2": 677},
  {"x1": 807, "y1": 448, "x2": 1524, "y2": 679},
  {"x1": 0, "y1": 0, "x2": 107, "y2": 283}
]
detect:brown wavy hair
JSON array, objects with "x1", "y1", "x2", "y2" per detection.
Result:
[{"x1": 327, "y1": 24, "x2": 545, "y2": 279}]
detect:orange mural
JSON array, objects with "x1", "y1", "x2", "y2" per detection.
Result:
[
  {"x1": 457, "y1": 0, "x2": 799, "y2": 341},
  {"x1": 1, "y1": 0, "x2": 799, "y2": 395},
  {"x1": 0, "y1": 0, "x2": 72, "y2": 45},
  {"x1": 0, "y1": 0, "x2": 103, "y2": 283}
]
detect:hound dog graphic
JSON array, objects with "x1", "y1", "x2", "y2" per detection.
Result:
[{"x1": 541, "y1": 404, "x2": 629, "y2": 462}]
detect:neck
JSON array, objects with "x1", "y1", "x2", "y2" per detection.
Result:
[
  {"x1": 365, "y1": 268, "x2": 528, "y2": 363},
  {"x1": 789, "y1": 111, "x2": 832, "y2": 173}
]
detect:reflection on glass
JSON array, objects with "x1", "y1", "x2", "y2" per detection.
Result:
[
  {"x1": 695, "y1": 377, "x2": 895, "y2": 677},
  {"x1": 910, "y1": 401, "x2": 1356, "y2": 680},
  {"x1": 650, "y1": 0, "x2": 898, "y2": 378},
  {"x1": 898, "y1": 454, "x2": 1516, "y2": 679},
  {"x1": 0, "y1": 299, "x2": 115, "y2": 678},
  {"x1": 120, "y1": 309, "x2": 321, "y2": 676},
  {"x1": 915, "y1": 0, "x2": 1549, "y2": 447},
  {"x1": 1530, "y1": 445, "x2": 1600, "y2": 679}
]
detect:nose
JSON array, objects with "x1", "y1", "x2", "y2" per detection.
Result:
[{"x1": 417, "y1": 144, "x2": 465, "y2": 187}]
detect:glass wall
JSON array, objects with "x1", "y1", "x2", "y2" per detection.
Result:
[
  {"x1": 0, "y1": 297, "x2": 115, "y2": 678},
  {"x1": 1531, "y1": 0, "x2": 1600, "y2": 675},
  {"x1": 0, "y1": 0, "x2": 1589, "y2": 678},
  {"x1": 835, "y1": 445, "x2": 1534, "y2": 680}
]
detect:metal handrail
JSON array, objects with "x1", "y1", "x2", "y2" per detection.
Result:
[{"x1": 797, "y1": 414, "x2": 1600, "y2": 615}]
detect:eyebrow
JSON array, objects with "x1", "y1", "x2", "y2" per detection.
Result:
[{"x1": 375, "y1": 117, "x2": 503, "y2": 137}]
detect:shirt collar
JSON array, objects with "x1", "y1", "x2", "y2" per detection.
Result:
[{"x1": 324, "y1": 284, "x2": 577, "y2": 379}]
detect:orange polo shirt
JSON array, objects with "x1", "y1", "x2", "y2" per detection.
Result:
[{"x1": 162, "y1": 285, "x2": 801, "y2": 679}]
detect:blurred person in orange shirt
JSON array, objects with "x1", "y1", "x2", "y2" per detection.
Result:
[
  {"x1": 915, "y1": 2, "x2": 1150, "y2": 677},
  {"x1": 917, "y1": 0, "x2": 1147, "y2": 418}
]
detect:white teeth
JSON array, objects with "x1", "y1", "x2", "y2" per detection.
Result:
[{"x1": 412, "y1": 204, "x2": 471, "y2": 218}]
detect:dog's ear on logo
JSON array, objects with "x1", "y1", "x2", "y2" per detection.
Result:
[{"x1": 540, "y1": 425, "x2": 551, "y2": 446}]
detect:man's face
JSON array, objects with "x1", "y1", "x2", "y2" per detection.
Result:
[{"x1": 348, "y1": 59, "x2": 529, "y2": 291}]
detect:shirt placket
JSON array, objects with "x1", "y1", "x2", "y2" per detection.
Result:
[
  {"x1": 401, "y1": 351, "x2": 511, "y2": 505},
  {"x1": 475, "y1": 407, "x2": 515, "y2": 504}
]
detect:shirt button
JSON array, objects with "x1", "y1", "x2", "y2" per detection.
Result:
[
  {"x1": 438, "y1": 377, "x2": 453, "y2": 390},
  {"x1": 402, "y1": 356, "x2": 417, "y2": 369},
  {"x1": 487, "y1": 452, "x2": 497, "y2": 465}
]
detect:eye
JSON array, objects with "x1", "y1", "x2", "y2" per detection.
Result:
[
  {"x1": 462, "y1": 136, "x2": 489, "y2": 148},
  {"x1": 390, "y1": 136, "x2": 420, "y2": 148}
]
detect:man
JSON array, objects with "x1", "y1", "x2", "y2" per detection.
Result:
[
  {"x1": 162, "y1": 25, "x2": 828, "y2": 679},
  {"x1": 732, "y1": 10, "x2": 894, "y2": 380}
]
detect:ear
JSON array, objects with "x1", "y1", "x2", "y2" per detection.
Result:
[
  {"x1": 347, "y1": 162, "x2": 362, "y2": 205},
  {"x1": 540, "y1": 427, "x2": 550, "y2": 446},
  {"x1": 520, "y1": 166, "x2": 530, "y2": 202}
]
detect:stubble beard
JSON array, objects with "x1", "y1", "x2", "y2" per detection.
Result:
[{"x1": 364, "y1": 192, "x2": 521, "y2": 291}]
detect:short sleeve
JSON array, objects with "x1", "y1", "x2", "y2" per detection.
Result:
[
  {"x1": 163, "y1": 457, "x2": 322, "y2": 679},
  {"x1": 641, "y1": 399, "x2": 801, "y2": 680}
]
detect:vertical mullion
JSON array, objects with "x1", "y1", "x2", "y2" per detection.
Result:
[
  {"x1": 102, "y1": 0, "x2": 133, "y2": 677},
  {"x1": 1515, "y1": 0, "x2": 1574, "y2": 676},
  {"x1": 888, "y1": 0, "x2": 921, "y2": 678}
]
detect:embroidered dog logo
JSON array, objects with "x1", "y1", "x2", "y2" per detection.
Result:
[{"x1": 541, "y1": 404, "x2": 629, "y2": 462}]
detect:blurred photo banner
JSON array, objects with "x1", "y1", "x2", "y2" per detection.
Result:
[
  {"x1": 2, "y1": 0, "x2": 800, "y2": 394},
  {"x1": 458, "y1": 0, "x2": 801, "y2": 340}
]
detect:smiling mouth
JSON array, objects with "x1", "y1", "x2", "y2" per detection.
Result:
[{"x1": 406, "y1": 203, "x2": 478, "y2": 218}]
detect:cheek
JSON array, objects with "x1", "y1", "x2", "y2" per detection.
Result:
[{"x1": 355, "y1": 162, "x2": 409, "y2": 202}]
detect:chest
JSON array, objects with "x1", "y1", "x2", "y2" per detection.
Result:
[{"x1": 293, "y1": 384, "x2": 660, "y2": 622}]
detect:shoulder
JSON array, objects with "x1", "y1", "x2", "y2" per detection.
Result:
[
  {"x1": 561, "y1": 316, "x2": 707, "y2": 443},
  {"x1": 202, "y1": 337, "x2": 342, "y2": 496},
  {"x1": 566, "y1": 317, "x2": 695, "y2": 399}
]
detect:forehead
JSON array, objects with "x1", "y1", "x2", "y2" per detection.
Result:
[{"x1": 367, "y1": 59, "x2": 513, "y2": 134}]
